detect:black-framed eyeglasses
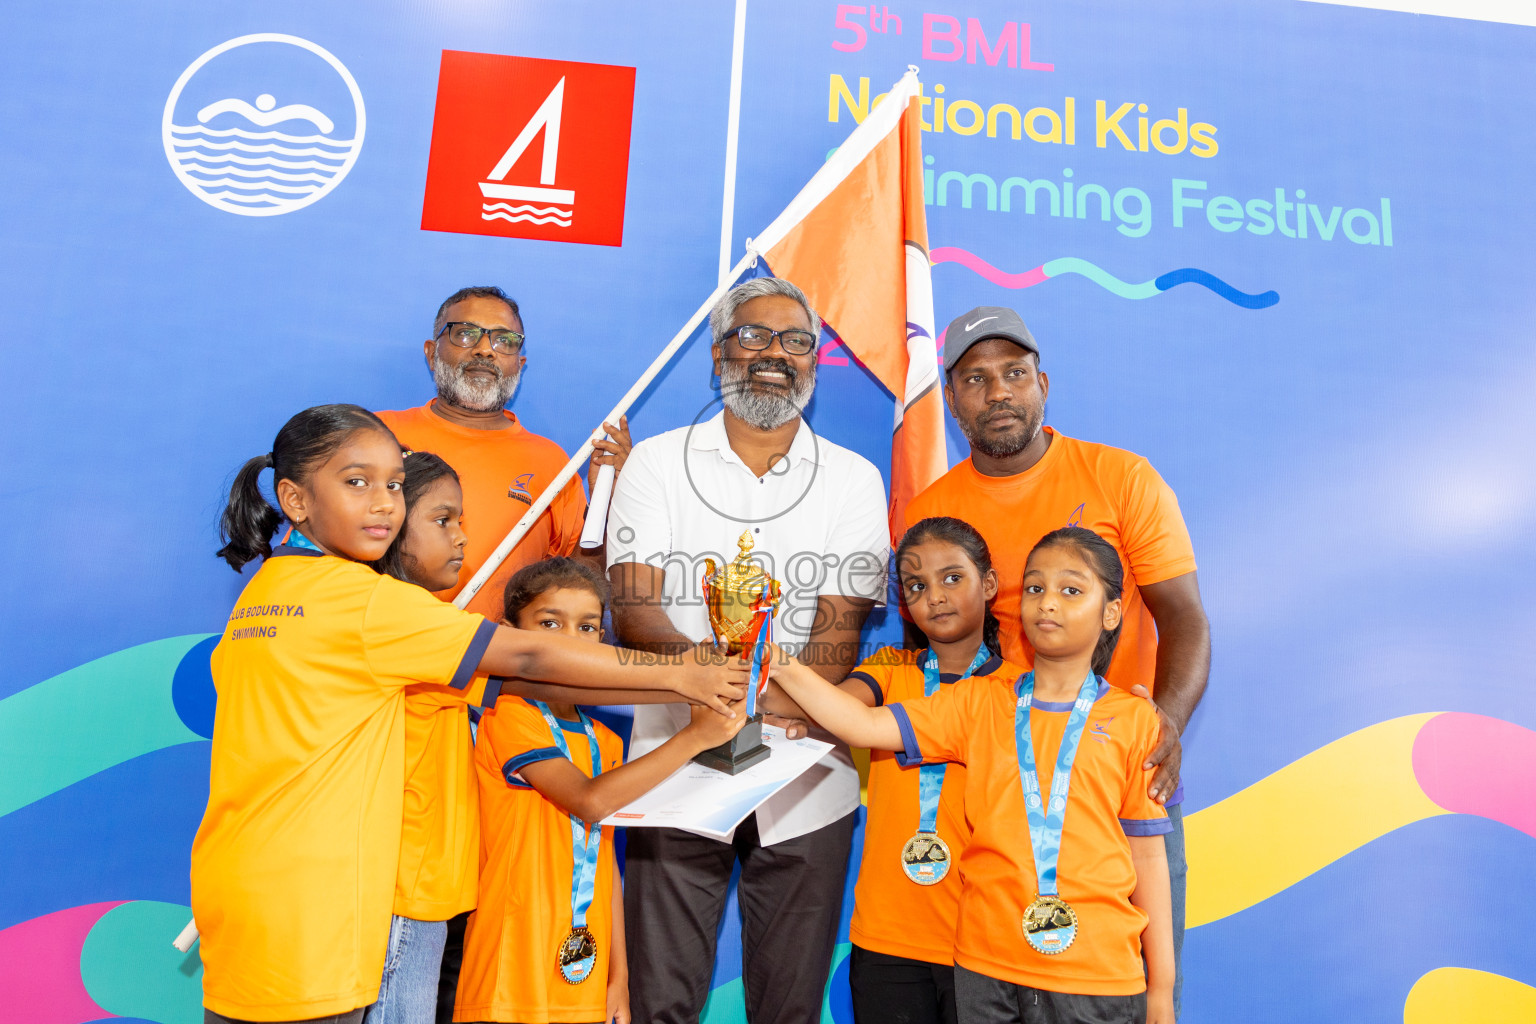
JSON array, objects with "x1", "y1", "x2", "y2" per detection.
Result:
[
  {"x1": 436, "y1": 321, "x2": 525, "y2": 355},
  {"x1": 725, "y1": 324, "x2": 817, "y2": 356}
]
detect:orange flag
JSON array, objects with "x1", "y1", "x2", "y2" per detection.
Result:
[{"x1": 750, "y1": 68, "x2": 944, "y2": 538}]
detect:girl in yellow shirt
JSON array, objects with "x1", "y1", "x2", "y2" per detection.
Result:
[{"x1": 194, "y1": 406, "x2": 746, "y2": 1024}]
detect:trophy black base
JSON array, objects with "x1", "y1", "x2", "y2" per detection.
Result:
[{"x1": 693, "y1": 713, "x2": 771, "y2": 775}]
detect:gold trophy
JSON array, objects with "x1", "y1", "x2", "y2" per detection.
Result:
[{"x1": 693, "y1": 531, "x2": 781, "y2": 775}]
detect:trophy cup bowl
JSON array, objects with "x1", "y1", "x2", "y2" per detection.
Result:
[{"x1": 692, "y1": 531, "x2": 780, "y2": 775}]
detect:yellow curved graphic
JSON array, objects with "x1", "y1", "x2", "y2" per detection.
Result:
[
  {"x1": 1184, "y1": 713, "x2": 1448, "y2": 927},
  {"x1": 1403, "y1": 968, "x2": 1536, "y2": 1024}
]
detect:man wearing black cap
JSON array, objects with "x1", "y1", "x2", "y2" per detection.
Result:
[{"x1": 903, "y1": 305, "x2": 1210, "y2": 1017}]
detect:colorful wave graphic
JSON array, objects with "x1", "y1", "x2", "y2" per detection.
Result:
[
  {"x1": 5, "y1": 638, "x2": 1536, "y2": 1023},
  {"x1": 931, "y1": 246, "x2": 1280, "y2": 309},
  {"x1": 0, "y1": 901, "x2": 202, "y2": 1024},
  {"x1": 0, "y1": 634, "x2": 215, "y2": 818},
  {"x1": 1184, "y1": 712, "x2": 1536, "y2": 926},
  {"x1": 1404, "y1": 968, "x2": 1536, "y2": 1024}
]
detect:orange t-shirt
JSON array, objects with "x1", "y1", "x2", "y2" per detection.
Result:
[
  {"x1": 375, "y1": 403, "x2": 586, "y2": 618},
  {"x1": 903, "y1": 427, "x2": 1196, "y2": 696},
  {"x1": 847, "y1": 647, "x2": 1024, "y2": 965},
  {"x1": 456, "y1": 698, "x2": 624, "y2": 1023},
  {"x1": 378, "y1": 402, "x2": 586, "y2": 920},
  {"x1": 889, "y1": 678, "x2": 1170, "y2": 995},
  {"x1": 193, "y1": 546, "x2": 494, "y2": 1020}
]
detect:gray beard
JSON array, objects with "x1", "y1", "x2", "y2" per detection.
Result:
[
  {"x1": 432, "y1": 354, "x2": 520, "y2": 413},
  {"x1": 961, "y1": 408, "x2": 1042, "y2": 459},
  {"x1": 719, "y1": 357, "x2": 815, "y2": 430}
]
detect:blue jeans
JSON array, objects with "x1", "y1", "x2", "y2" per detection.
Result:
[
  {"x1": 363, "y1": 915, "x2": 448, "y2": 1024},
  {"x1": 1165, "y1": 803, "x2": 1187, "y2": 1019}
]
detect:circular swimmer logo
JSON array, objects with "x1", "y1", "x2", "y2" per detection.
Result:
[{"x1": 162, "y1": 34, "x2": 365, "y2": 216}]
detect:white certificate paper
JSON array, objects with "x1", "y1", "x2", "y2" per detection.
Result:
[{"x1": 599, "y1": 725, "x2": 832, "y2": 839}]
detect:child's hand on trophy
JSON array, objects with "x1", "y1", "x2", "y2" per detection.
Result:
[{"x1": 684, "y1": 700, "x2": 749, "y2": 752}]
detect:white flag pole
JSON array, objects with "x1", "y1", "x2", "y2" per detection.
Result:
[
  {"x1": 453, "y1": 248, "x2": 758, "y2": 609},
  {"x1": 172, "y1": 917, "x2": 199, "y2": 952}
]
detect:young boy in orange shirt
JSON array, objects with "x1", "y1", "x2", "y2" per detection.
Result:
[{"x1": 456, "y1": 559, "x2": 746, "y2": 1024}]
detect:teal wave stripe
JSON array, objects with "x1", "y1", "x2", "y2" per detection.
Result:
[
  {"x1": 81, "y1": 900, "x2": 204, "y2": 1024},
  {"x1": 0, "y1": 635, "x2": 213, "y2": 818},
  {"x1": 1040, "y1": 257, "x2": 1161, "y2": 299}
]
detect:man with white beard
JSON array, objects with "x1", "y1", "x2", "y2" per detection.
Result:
[
  {"x1": 378, "y1": 286, "x2": 628, "y2": 617},
  {"x1": 374, "y1": 286, "x2": 630, "y2": 1024},
  {"x1": 606, "y1": 277, "x2": 890, "y2": 1024}
]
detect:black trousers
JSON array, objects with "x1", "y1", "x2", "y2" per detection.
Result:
[
  {"x1": 850, "y1": 945, "x2": 957, "y2": 1024},
  {"x1": 954, "y1": 966, "x2": 1146, "y2": 1024},
  {"x1": 624, "y1": 810, "x2": 857, "y2": 1024}
]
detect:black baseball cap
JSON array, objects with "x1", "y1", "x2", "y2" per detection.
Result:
[{"x1": 942, "y1": 305, "x2": 1039, "y2": 371}]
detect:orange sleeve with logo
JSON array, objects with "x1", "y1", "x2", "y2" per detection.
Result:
[{"x1": 1117, "y1": 458, "x2": 1197, "y2": 587}]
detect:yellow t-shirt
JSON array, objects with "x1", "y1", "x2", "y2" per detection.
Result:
[
  {"x1": 395, "y1": 683, "x2": 484, "y2": 921},
  {"x1": 192, "y1": 545, "x2": 496, "y2": 1020}
]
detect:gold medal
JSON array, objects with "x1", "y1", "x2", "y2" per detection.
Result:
[
  {"x1": 1022, "y1": 894, "x2": 1078, "y2": 955},
  {"x1": 900, "y1": 832, "x2": 952, "y2": 885},
  {"x1": 556, "y1": 925, "x2": 598, "y2": 984}
]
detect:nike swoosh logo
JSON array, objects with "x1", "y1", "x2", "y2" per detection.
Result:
[{"x1": 964, "y1": 315, "x2": 998, "y2": 331}]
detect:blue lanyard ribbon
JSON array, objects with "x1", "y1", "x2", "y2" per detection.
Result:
[
  {"x1": 286, "y1": 529, "x2": 322, "y2": 552},
  {"x1": 533, "y1": 702, "x2": 603, "y2": 930},
  {"x1": 915, "y1": 645, "x2": 991, "y2": 833},
  {"x1": 1014, "y1": 670, "x2": 1099, "y2": 896}
]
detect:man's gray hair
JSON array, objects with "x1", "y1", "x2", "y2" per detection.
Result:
[{"x1": 708, "y1": 277, "x2": 822, "y2": 347}]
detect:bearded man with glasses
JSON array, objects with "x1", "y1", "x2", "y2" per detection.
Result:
[
  {"x1": 373, "y1": 286, "x2": 630, "y2": 1024},
  {"x1": 606, "y1": 276, "x2": 889, "y2": 1024},
  {"x1": 379, "y1": 286, "x2": 630, "y2": 615}
]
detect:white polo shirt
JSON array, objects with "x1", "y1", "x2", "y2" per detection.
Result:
[{"x1": 607, "y1": 410, "x2": 890, "y2": 845}]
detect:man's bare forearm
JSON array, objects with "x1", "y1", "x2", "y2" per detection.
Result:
[{"x1": 1142, "y1": 572, "x2": 1211, "y2": 733}]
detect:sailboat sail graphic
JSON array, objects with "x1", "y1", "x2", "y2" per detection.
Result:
[{"x1": 479, "y1": 77, "x2": 574, "y2": 227}]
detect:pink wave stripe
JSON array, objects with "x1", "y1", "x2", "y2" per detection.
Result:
[
  {"x1": 931, "y1": 246, "x2": 1048, "y2": 289},
  {"x1": 1413, "y1": 712, "x2": 1536, "y2": 839},
  {"x1": 0, "y1": 901, "x2": 124, "y2": 1024}
]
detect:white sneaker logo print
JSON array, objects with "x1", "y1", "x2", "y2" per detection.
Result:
[
  {"x1": 964, "y1": 315, "x2": 998, "y2": 332},
  {"x1": 162, "y1": 34, "x2": 365, "y2": 217}
]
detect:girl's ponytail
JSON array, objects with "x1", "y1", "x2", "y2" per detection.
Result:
[
  {"x1": 215, "y1": 404, "x2": 398, "y2": 573},
  {"x1": 217, "y1": 453, "x2": 280, "y2": 571},
  {"x1": 981, "y1": 607, "x2": 1002, "y2": 659}
]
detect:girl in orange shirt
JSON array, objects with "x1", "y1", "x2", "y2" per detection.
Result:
[
  {"x1": 770, "y1": 526, "x2": 1175, "y2": 1024},
  {"x1": 195, "y1": 406, "x2": 747, "y2": 1024},
  {"x1": 456, "y1": 558, "x2": 746, "y2": 1024},
  {"x1": 765, "y1": 516, "x2": 1023, "y2": 1024}
]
